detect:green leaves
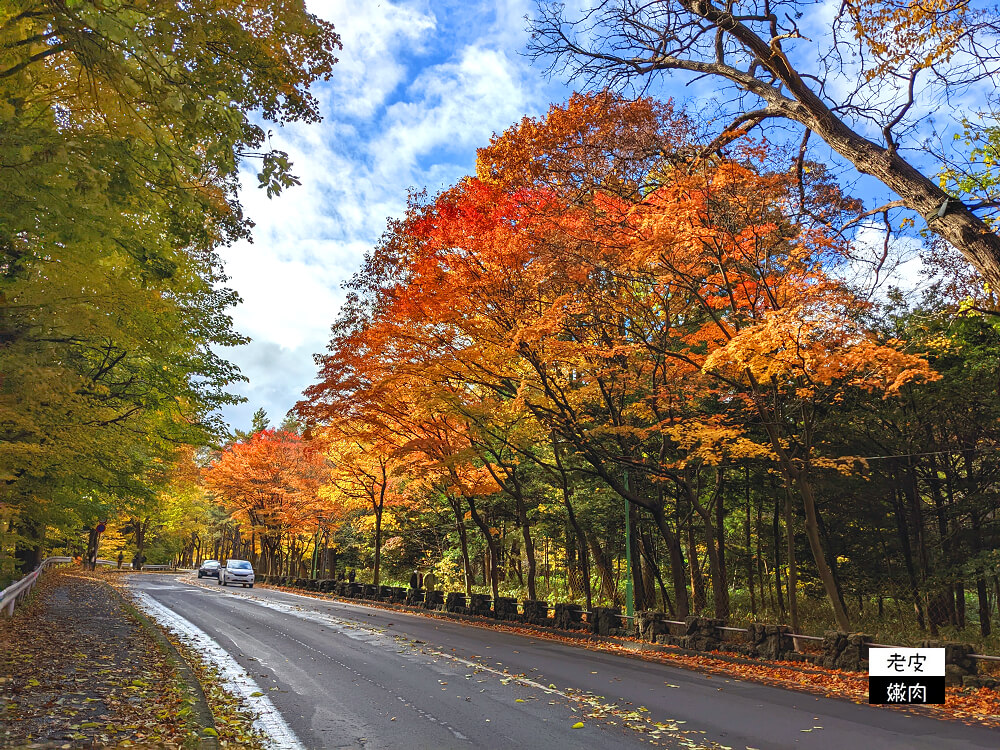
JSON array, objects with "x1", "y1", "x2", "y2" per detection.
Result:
[{"x1": 0, "y1": 0, "x2": 337, "y2": 554}]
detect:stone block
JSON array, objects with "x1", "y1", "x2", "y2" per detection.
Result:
[
  {"x1": 590, "y1": 606, "x2": 623, "y2": 636},
  {"x1": 494, "y1": 597, "x2": 519, "y2": 621},
  {"x1": 962, "y1": 674, "x2": 1000, "y2": 689},
  {"x1": 745, "y1": 623, "x2": 796, "y2": 661},
  {"x1": 445, "y1": 592, "x2": 469, "y2": 614},
  {"x1": 681, "y1": 616, "x2": 723, "y2": 652},
  {"x1": 819, "y1": 631, "x2": 872, "y2": 672},
  {"x1": 424, "y1": 590, "x2": 444, "y2": 610},
  {"x1": 522, "y1": 600, "x2": 549, "y2": 625},
  {"x1": 469, "y1": 593, "x2": 493, "y2": 617},
  {"x1": 553, "y1": 603, "x2": 583, "y2": 630},
  {"x1": 636, "y1": 611, "x2": 671, "y2": 643},
  {"x1": 921, "y1": 640, "x2": 978, "y2": 678}
]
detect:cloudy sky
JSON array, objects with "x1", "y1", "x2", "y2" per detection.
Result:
[{"x1": 217, "y1": 0, "x2": 575, "y2": 430}]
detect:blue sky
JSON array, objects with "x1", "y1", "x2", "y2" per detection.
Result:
[{"x1": 215, "y1": 0, "x2": 988, "y2": 432}]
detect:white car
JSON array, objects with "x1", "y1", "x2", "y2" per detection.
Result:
[{"x1": 219, "y1": 559, "x2": 255, "y2": 588}]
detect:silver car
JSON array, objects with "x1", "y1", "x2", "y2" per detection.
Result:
[{"x1": 219, "y1": 559, "x2": 255, "y2": 588}]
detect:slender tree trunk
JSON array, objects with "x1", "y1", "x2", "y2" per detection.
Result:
[
  {"x1": 745, "y1": 467, "x2": 756, "y2": 616},
  {"x1": 926, "y1": 454, "x2": 958, "y2": 627},
  {"x1": 970, "y1": 510, "x2": 992, "y2": 637},
  {"x1": 465, "y1": 496, "x2": 500, "y2": 602},
  {"x1": 686, "y1": 508, "x2": 706, "y2": 613},
  {"x1": 891, "y1": 471, "x2": 926, "y2": 630},
  {"x1": 451, "y1": 496, "x2": 474, "y2": 596},
  {"x1": 784, "y1": 487, "x2": 800, "y2": 634},
  {"x1": 373, "y1": 505, "x2": 383, "y2": 588},
  {"x1": 550, "y1": 433, "x2": 591, "y2": 609},
  {"x1": 745, "y1": 372, "x2": 850, "y2": 630},
  {"x1": 772, "y1": 495, "x2": 785, "y2": 616},
  {"x1": 639, "y1": 527, "x2": 658, "y2": 610},
  {"x1": 684, "y1": 473, "x2": 729, "y2": 619},
  {"x1": 514, "y1": 492, "x2": 537, "y2": 601},
  {"x1": 651, "y1": 504, "x2": 689, "y2": 618},
  {"x1": 716, "y1": 476, "x2": 726, "y2": 591},
  {"x1": 757, "y1": 493, "x2": 772, "y2": 612},
  {"x1": 629, "y1": 500, "x2": 649, "y2": 611},
  {"x1": 702, "y1": 503, "x2": 729, "y2": 618},
  {"x1": 903, "y1": 462, "x2": 935, "y2": 632},
  {"x1": 587, "y1": 531, "x2": 621, "y2": 605}
]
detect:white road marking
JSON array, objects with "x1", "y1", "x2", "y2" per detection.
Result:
[{"x1": 132, "y1": 590, "x2": 305, "y2": 750}]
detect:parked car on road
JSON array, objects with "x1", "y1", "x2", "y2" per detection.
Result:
[
  {"x1": 198, "y1": 560, "x2": 221, "y2": 579},
  {"x1": 219, "y1": 559, "x2": 255, "y2": 588}
]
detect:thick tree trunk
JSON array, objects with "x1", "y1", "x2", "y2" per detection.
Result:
[
  {"x1": 680, "y1": 2, "x2": 1000, "y2": 290},
  {"x1": 805, "y1": 114, "x2": 1000, "y2": 290},
  {"x1": 14, "y1": 515, "x2": 44, "y2": 573},
  {"x1": 84, "y1": 528, "x2": 99, "y2": 571}
]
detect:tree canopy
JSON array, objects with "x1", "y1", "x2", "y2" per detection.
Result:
[{"x1": 0, "y1": 0, "x2": 340, "y2": 572}]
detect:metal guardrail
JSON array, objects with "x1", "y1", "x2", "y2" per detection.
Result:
[
  {"x1": 0, "y1": 556, "x2": 72, "y2": 617},
  {"x1": 94, "y1": 560, "x2": 175, "y2": 571}
]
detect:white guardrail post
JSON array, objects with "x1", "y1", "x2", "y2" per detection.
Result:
[{"x1": 0, "y1": 556, "x2": 72, "y2": 617}]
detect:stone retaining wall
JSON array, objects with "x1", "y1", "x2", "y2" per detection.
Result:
[{"x1": 252, "y1": 575, "x2": 991, "y2": 677}]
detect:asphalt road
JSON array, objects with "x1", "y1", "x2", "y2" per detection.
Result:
[{"x1": 130, "y1": 574, "x2": 998, "y2": 749}]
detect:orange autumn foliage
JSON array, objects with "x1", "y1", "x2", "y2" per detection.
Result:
[
  {"x1": 204, "y1": 429, "x2": 329, "y2": 571},
  {"x1": 298, "y1": 93, "x2": 938, "y2": 629}
]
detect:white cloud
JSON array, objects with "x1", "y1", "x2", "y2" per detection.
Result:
[
  {"x1": 215, "y1": 2, "x2": 562, "y2": 431},
  {"x1": 312, "y1": 0, "x2": 437, "y2": 119},
  {"x1": 372, "y1": 45, "x2": 533, "y2": 180}
]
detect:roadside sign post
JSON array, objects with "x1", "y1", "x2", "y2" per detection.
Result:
[{"x1": 869, "y1": 647, "x2": 945, "y2": 704}]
